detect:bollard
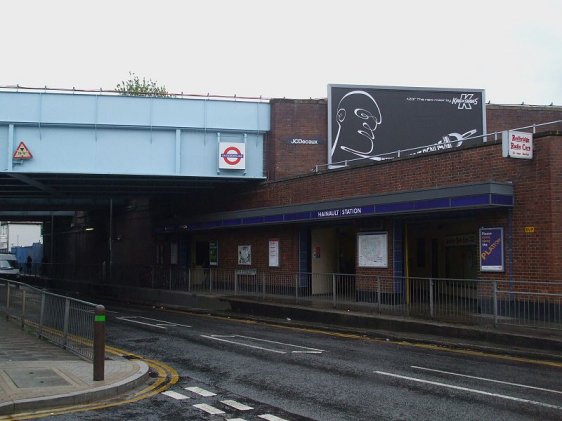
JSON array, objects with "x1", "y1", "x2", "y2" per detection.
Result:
[{"x1": 93, "y1": 305, "x2": 106, "y2": 381}]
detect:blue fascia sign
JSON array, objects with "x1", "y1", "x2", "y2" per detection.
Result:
[
  {"x1": 479, "y1": 227, "x2": 504, "y2": 272},
  {"x1": 314, "y1": 205, "x2": 375, "y2": 219}
]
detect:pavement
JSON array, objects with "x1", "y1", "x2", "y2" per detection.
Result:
[
  {"x1": 0, "y1": 317, "x2": 149, "y2": 417},
  {"x1": 1, "y1": 287, "x2": 562, "y2": 418}
]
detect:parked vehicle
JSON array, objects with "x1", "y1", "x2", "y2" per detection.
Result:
[{"x1": 0, "y1": 253, "x2": 20, "y2": 279}]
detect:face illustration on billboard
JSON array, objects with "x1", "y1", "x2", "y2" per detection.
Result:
[
  {"x1": 332, "y1": 90, "x2": 383, "y2": 160},
  {"x1": 328, "y1": 85, "x2": 485, "y2": 166}
]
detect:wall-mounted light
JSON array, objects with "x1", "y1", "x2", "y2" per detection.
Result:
[{"x1": 84, "y1": 227, "x2": 95, "y2": 232}]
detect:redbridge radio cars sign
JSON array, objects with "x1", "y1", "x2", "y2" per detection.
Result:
[
  {"x1": 328, "y1": 84, "x2": 486, "y2": 166},
  {"x1": 502, "y1": 130, "x2": 533, "y2": 159}
]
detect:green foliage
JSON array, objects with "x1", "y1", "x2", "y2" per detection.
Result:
[{"x1": 115, "y1": 72, "x2": 170, "y2": 97}]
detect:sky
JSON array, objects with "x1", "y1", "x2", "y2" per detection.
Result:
[{"x1": 1, "y1": 0, "x2": 561, "y2": 105}]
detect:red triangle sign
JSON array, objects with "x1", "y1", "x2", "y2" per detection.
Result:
[{"x1": 13, "y1": 141, "x2": 32, "y2": 160}]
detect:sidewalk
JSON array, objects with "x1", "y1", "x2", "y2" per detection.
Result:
[{"x1": 0, "y1": 318, "x2": 149, "y2": 416}]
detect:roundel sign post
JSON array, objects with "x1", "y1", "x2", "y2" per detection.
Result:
[{"x1": 219, "y1": 142, "x2": 246, "y2": 170}]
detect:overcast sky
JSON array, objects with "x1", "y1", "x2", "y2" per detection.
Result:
[{"x1": 2, "y1": 0, "x2": 561, "y2": 105}]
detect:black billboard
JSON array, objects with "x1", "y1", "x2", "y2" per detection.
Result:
[{"x1": 328, "y1": 85, "x2": 486, "y2": 165}]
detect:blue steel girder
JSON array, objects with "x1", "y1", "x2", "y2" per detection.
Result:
[
  {"x1": 0, "y1": 91, "x2": 270, "y2": 182},
  {"x1": 0, "y1": 91, "x2": 270, "y2": 208}
]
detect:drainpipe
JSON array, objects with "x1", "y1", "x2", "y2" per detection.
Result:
[{"x1": 108, "y1": 199, "x2": 113, "y2": 282}]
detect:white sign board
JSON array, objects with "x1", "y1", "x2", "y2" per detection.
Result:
[
  {"x1": 502, "y1": 130, "x2": 533, "y2": 159},
  {"x1": 268, "y1": 239, "x2": 279, "y2": 267},
  {"x1": 357, "y1": 232, "x2": 388, "y2": 268},
  {"x1": 219, "y1": 142, "x2": 246, "y2": 169}
]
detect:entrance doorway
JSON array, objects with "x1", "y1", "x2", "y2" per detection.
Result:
[
  {"x1": 310, "y1": 226, "x2": 356, "y2": 296},
  {"x1": 406, "y1": 219, "x2": 479, "y2": 310},
  {"x1": 195, "y1": 240, "x2": 210, "y2": 268}
]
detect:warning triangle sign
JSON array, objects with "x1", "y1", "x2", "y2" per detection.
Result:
[{"x1": 13, "y1": 141, "x2": 32, "y2": 160}]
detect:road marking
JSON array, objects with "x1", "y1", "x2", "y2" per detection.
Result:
[
  {"x1": 116, "y1": 315, "x2": 191, "y2": 329},
  {"x1": 411, "y1": 365, "x2": 562, "y2": 395},
  {"x1": 258, "y1": 415, "x2": 289, "y2": 421},
  {"x1": 185, "y1": 386, "x2": 216, "y2": 397},
  {"x1": 2, "y1": 345, "x2": 179, "y2": 420},
  {"x1": 162, "y1": 390, "x2": 190, "y2": 400},
  {"x1": 193, "y1": 403, "x2": 225, "y2": 415},
  {"x1": 163, "y1": 308, "x2": 562, "y2": 369},
  {"x1": 201, "y1": 335, "x2": 286, "y2": 353},
  {"x1": 201, "y1": 334, "x2": 324, "y2": 354},
  {"x1": 374, "y1": 371, "x2": 562, "y2": 411},
  {"x1": 227, "y1": 419, "x2": 248, "y2": 421},
  {"x1": 221, "y1": 399, "x2": 254, "y2": 410}
]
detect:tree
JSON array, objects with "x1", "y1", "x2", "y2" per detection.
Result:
[{"x1": 115, "y1": 72, "x2": 170, "y2": 97}]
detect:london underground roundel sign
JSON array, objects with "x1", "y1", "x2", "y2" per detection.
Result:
[{"x1": 219, "y1": 142, "x2": 245, "y2": 170}]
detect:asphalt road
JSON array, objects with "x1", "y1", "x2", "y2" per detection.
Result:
[{"x1": 49, "y1": 304, "x2": 562, "y2": 421}]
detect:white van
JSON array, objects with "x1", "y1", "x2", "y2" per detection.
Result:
[{"x1": 0, "y1": 253, "x2": 20, "y2": 279}]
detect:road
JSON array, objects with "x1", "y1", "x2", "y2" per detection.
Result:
[{"x1": 49, "y1": 304, "x2": 562, "y2": 420}]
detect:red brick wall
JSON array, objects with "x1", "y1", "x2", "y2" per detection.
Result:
[
  {"x1": 266, "y1": 99, "x2": 328, "y2": 180},
  {"x1": 486, "y1": 105, "x2": 562, "y2": 134},
  {"x1": 195, "y1": 226, "x2": 301, "y2": 273},
  {"x1": 176, "y1": 102, "x2": 562, "y2": 282},
  {"x1": 203, "y1": 132, "x2": 562, "y2": 281}
]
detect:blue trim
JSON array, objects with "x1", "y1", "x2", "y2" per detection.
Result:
[
  {"x1": 223, "y1": 218, "x2": 242, "y2": 226},
  {"x1": 159, "y1": 187, "x2": 514, "y2": 232},
  {"x1": 451, "y1": 194, "x2": 489, "y2": 207},
  {"x1": 243, "y1": 216, "x2": 264, "y2": 225},
  {"x1": 491, "y1": 194, "x2": 514, "y2": 206}
]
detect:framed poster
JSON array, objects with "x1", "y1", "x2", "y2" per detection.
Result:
[
  {"x1": 479, "y1": 228, "x2": 504, "y2": 272},
  {"x1": 238, "y1": 245, "x2": 252, "y2": 265},
  {"x1": 358, "y1": 232, "x2": 388, "y2": 268},
  {"x1": 209, "y1": 241, "x2": 218, "y2": 266},
  {"x1": 268, "y1": 239, "x2": 279, "y2": 267}
]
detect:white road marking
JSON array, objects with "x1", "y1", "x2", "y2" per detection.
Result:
[
  {"x1": 116, "y1": 315, "x2": 191, "y2": 328},
  {"x1": 185, "y1": 386, "x2": 217, "y2": 397},
  {"x1": 201, "y1": 334, "x2": 324, "y2": 354},
  {"x1": 201, "y1": 335, "x2": 286, "y2": 353},
  {"x1": 221, "y1": 399, "x2": 254, "y2": 410},
  {"x1": 161, "y1": 390, "x2": 190, "y2": 400},
  {"x1": 258, "y1": 415, "x2": 289, "y2": 421},
  {"x1": 193, "y1": 403, "x2": 225, "y2": 415},
  {"x1": 374, "y1": 371, "x2": 562, "y2": 411},
  {"x1": 411, "y1": 365, "x2": 562, "y2": 395},
  {"x1": 117, "y1": 317, "x2": 167, "y2": 329}
]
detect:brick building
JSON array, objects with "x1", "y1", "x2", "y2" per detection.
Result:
[{"x1": 151, "y1": 96, "x2": 561, "y2": 299}]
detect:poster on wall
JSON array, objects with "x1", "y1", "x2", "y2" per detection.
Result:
[
  {"x1": 328, "y1": 85, "x2": 485, "y2": 166},
  {"x1": 238, "y1": 245, "x2": 252, "y2": 265},
  {"x1": 479, "y1": 228, "x2": 504, "y2": 272},
  {"x1": 268, "y1": 239, "x2": 279, "y2": 267},
  {"x1": 209, "y1": 241, "x2": 218, "y2": 266},
  {"x1": 357, "y1": 232, "x2": 388, "y2": 268}
]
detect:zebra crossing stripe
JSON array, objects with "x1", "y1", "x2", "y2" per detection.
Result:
[
  {"x1": 258, "y1": 415, "x2": 289, "y2": 421},
  {"x1": 161, "y1": 390, "x2": 190, "y2": 400},
  {"x1": 221, "y1": 399, "x2": 254, "y2": 410},
  {"x1": 185, "y1": 386, "x2": 217, "y2": 397},
  {"x1": 193, "y1": 403, "x2": 225, "y2": 415}
]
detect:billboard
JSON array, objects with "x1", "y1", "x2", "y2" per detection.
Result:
[{"x1": 328, "y1": 85, "x2": 486, "y2": 165}]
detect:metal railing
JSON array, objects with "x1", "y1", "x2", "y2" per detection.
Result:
[
  {"x1": 28, "y1": 263, "x2": 562, "y2": 331},
  {"x1": 0, "y1": 278, "x2": 105, "y2": 373}
]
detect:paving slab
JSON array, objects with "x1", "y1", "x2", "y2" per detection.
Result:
[{"x1": 0, "y1": 318, "x2": 149, "y2": 416}]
